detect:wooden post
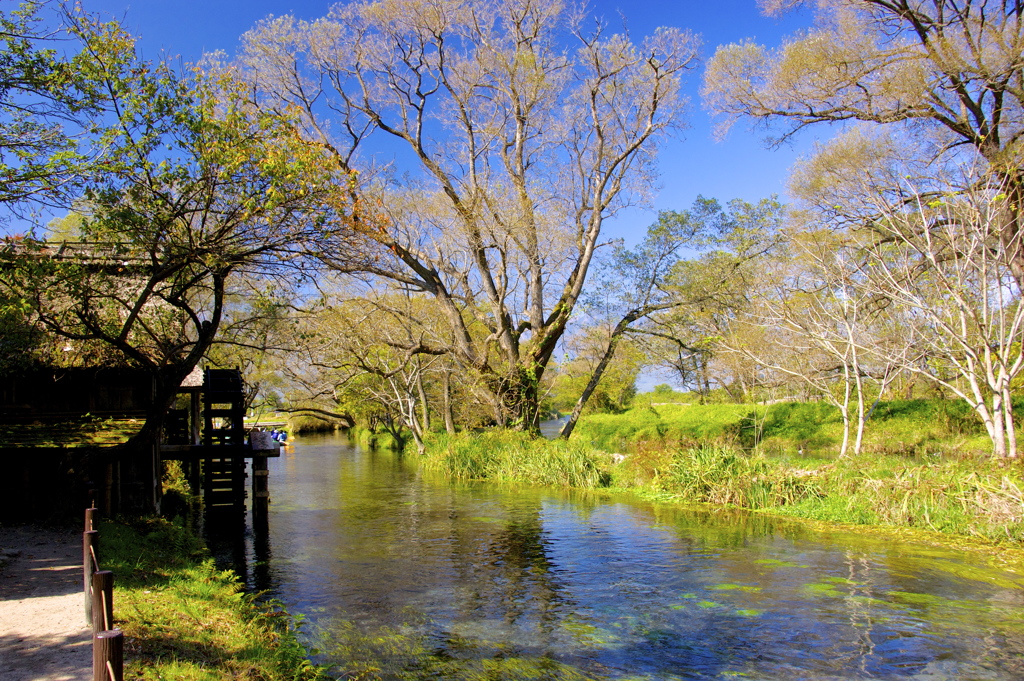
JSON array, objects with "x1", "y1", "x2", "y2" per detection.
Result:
[
  {"x1": 91, "y1": 571, "x2": 114, "y2": 634},
  {"x1": 252, "y1": 454, "x2": 269, "y2": 525},
  {"x1": 93, "y1": 630, "x2": 123, "y2": 681},
  {"x1": 85, "y1": 507, "x2": 96, "y2": 532},
  {"x1": 83, "y1": 529, "x2": 98, "y2": 625},
  {"x1": 190, "y1": 390, "x2": 202, "y2": 445}
]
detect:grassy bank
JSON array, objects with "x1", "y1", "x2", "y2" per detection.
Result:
[
  {"x1": 350, "y1": 425, "x2": 403, "y2": 450},
  {"x1": 573, "y1": 399, "x2": 995, "y2": 458},
  {"x1": 98, "y1": 516, "x2": 325, "y2": 680},
  {"x1": 420, "y1": 401, "x2": 1024, "y2": 545}
]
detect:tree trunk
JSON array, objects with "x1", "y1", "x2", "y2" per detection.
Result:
[
  {"x1": 416, "y1": 367, "x2": 430, "y2": 433},
  {"x1": 560, "y1": 314, "x2": 638, "y2": 440},
  {"x1": 442, "y1": 372, "x2": 456, "y2": 434},
  {"x1": 493, "y1": 366, "x2": 542, "y2": 434},
  {"x1": 1002, "y1": 385, "x2": 1018, "y2": 458}
]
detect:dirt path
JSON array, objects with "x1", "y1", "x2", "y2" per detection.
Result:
[{"x1": 0, "y1": 526, "x2": 92, "y2": 681}]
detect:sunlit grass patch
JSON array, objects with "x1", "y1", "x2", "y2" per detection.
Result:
[
  {"x1": 97, "y1": 518, "x2": 326, "y2": 680},
  {"x1": 421, "y1": 431, "x2": 606, "y2": 488}
]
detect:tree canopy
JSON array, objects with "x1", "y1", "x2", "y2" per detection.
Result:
[
  {"x1": 239, "y1": 0, "x2": 699, "y2": 431},
  {"x1": 0, "y1": 6, "x2": 352, "y2": 444}
]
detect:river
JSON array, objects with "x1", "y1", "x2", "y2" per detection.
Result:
[{"x1": 227, "y1": 433, "x2": 1024, "y2": 680}]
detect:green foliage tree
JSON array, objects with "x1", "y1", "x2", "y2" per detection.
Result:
[
  {"x1": 549, "y1": 325, "x2": 642, "y2": 415},
  {"x1": 0, "y1": 12, "x2": 350, "y2": 457},
  {"x1": 633, "y1": 197, "x2": 785, "y2": 405},
  {"x1": 557, "y1": 208, "x2": 701, "y2": 438},
  {"x1": 0, "y1": 1, "x2": 103, "y2": 211},
  {"x1": 294, "y1": 291, "x2": 453, "y2": 453}
]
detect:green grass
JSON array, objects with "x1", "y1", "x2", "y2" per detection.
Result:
[
  {"x1": 572, "y1": 398, "x2": 997, "y2": 458},
  {"x1": 416, "y1": 398, "x2": 1024, "y2": 546},
  {"x1": 603, "y1": 443, "x2": 1024, "y2": 543},
  {"x1": 353, "y1": 425, "x2": 403, "y2": 450},
  {"x1": 97, "y1": 517, "x2": 327, "y2": 680},
  {"x1": 420, "y1": 431, "x2": 607, "y2": 488}
]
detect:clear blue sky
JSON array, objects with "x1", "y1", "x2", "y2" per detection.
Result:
[{"x1": 84, "y1": 0, "x2": 824, "y2": 245}]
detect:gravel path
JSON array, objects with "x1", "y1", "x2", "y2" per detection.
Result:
[{"x1": 0, "y1": 526, "x2": 92, "y2": 681}]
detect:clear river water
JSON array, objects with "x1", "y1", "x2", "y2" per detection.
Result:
[{"x1": 225, "y1": 433, "x2": 1024, "y2": 680}]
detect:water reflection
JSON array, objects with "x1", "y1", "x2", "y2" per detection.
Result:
[{"x1": 236, "y1": 434, "x2": 1024, "y2": 680}]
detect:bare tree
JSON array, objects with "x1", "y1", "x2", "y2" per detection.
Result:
[
  {"x1": 704, "y1": 0, "x2": 1024, "y2": 283},
  {"x1": 729, "y1": 226, "x2": 900, "y2": 457},
  {"x1": 296, "y1": 289, "x2": 452, "y2": 453},
  {"x1": 848, "y1": 173, "x2": 1024, "y2": 458},
  {"x1": 238, "y1": 0, "x2": 698, "y2": 431}
]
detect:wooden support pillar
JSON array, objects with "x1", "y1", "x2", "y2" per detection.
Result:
[
  {"x1": 252, "y1": 454, "x2": 269, "y2": 528},
  {"x1": 151, "y1": 444, "x2": 161, "y2": 515},
  {"x1": 103, "y1": 463, "x2": 114, "y2": 517},
  {"x1": 190, "y1": 390, "x2": 201, "y2": 445}
]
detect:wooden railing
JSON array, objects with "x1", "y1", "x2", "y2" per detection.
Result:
[{"x1": 83, "y1": 507, "x2": 123, "y2": 681}]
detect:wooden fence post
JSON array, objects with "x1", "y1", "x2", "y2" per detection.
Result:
[
  {"x1": 85, "y1": 506, "x2": 96, "y2": 532},
  {"x1": 83, "y1": 529, "x2": 98, "y2": 624},
  {"x1": 91, "y1": 571, "x2": 114, "y2": 634},
  {"x1": 93, "y1": 630, "x2": 123, "y2": 681}
]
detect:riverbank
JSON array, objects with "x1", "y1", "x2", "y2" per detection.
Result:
[
  {"x1": 420, "y1": 429, "x2": 1024, "y2": 558},
  {"x1": 95, "y1": 517, "x2": 327, "y2": 680}
]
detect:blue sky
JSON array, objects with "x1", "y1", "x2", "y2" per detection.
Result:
[{"x1": 84, "y1": 0, "x2": 825, "y2": 245}]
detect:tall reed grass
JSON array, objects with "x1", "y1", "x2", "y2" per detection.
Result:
[
  {"x1": 606, "y1": 444, "x2": 1024, "y2": 543},
  {"x1": 418, "y1": 406, "x2": 1024, "y2": 545},
  {"x1": 421, "y1": 431, "x2": 606, "y2": 488}
]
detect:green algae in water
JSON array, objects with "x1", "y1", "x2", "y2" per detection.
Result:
[
  {"x1": 886, "y1": 590, "x2": 987, "y2": 611},
  {"x1": 469, "y1": 516, "x2": 502, "y2": 523},
  {"x1": 753, "y1": 557, "x2": 798, "y2": 569},
  {"x1": 822, "y1": 576, "x2": 857, "y2": 584},
  {"x1": 735, "y1": 609, "x2": 763, "y2": 617},
  {"x1": 803, "y1": 581, "x2": 844, "y2": 598},
  {"x1": 669, "y1": 594, "x2": 699, "y2": 609},
  {"x1": 315, "y1": 619, "x2": 600, "y2": 681},
  {"x1": 698, "y1": 600, "x2": 721, "y2": 609},
  {"x1": 752, "y1": 558, "x2": 802, "y2": 568},
  {"x1": 711, "y1": 583, "x2": 762, "y2": 593},
  {"x1": 411, "y1": 656, "x2": 600, "y2": 681},
  {"x1": 561, "y1": 616, "x2": 620, "y2": 646}
]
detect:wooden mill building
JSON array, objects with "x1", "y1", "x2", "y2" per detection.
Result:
[{"x1": 0, "y1": 366, "x2": 276, "y2": 523}]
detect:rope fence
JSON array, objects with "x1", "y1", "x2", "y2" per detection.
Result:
[{"x1": 83, "y1": 507, "x2": 123, "y2": 681}]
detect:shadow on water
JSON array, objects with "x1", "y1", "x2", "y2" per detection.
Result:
[
  {"x1": 203, "y1": 507, "x2": 277, "y2": 598},
  {"x1": 210, "y1": 433, "x2": 1024, "y2": 680}
]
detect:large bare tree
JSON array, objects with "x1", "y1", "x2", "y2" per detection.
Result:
[
  {"x1": 239, "y1": 0, "x2": 698, "y2": 431},
  {"x1": 704, "y1": 0, "x2": 1024, "y2": 281}
]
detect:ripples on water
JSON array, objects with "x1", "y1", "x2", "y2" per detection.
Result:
[{"x1": 228, "y1": 434, "x2": 1024, "y2": 680}]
